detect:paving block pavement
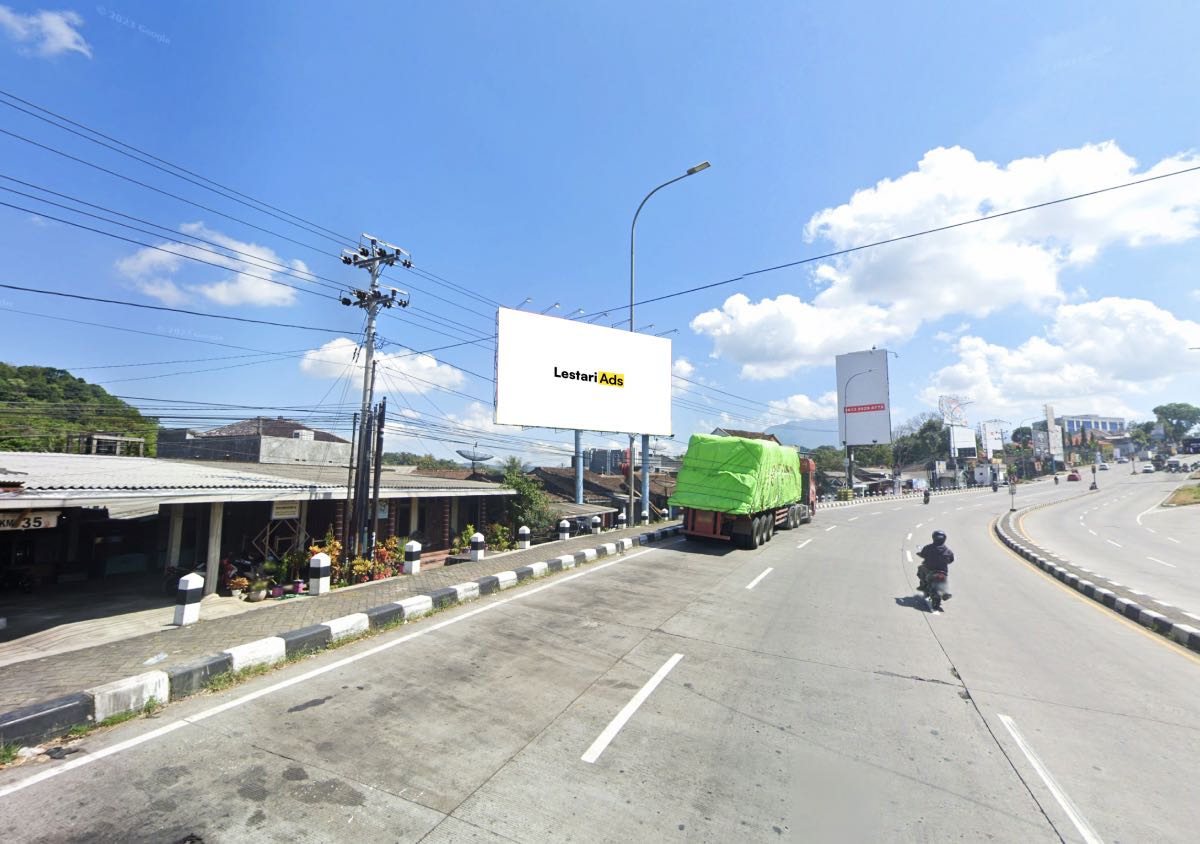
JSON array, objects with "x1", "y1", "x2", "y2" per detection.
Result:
[{"x1": 0, "y1": 523, "x2": 680, "y2": 716}]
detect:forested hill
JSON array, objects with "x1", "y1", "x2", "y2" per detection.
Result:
[{"x1": 0, "y1": 363, "x2": 158, "y2": 453}]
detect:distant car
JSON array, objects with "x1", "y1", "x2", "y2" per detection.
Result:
[
  {"x1": 1116, "y1": 457, "x2": 1129, "y2": 464},
  {"x1": 1066, "y1": 471, "x2": 1081, "y2": 481},
  {"x1": 1141, "y1": 465, "x2": 1156, "y2": 473},
  {"x1": 1098, "y1": 463, "x2": 1109, "y2": 471}
]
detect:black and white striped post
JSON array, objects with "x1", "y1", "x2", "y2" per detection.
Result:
[
  {"x1": 617, "y1": 511, "x2": 626, "y2": 530},
  {"x1": 641, "y1": 509, "x2": 650, "y2": 525},
  {"x1": 469, "y1": 532, "x2": 486, "y2": 561},
  {"x1": 308, "y1": 552, "x2": 331, "y2": 596},
  {"x1": 558, "y1": 520, "x2": 570, "y2": 541},
  {"x1": 404, "y1": 540, "x2": 422, "y2": 575},
  {"x1": 591, "y1": 515, "x2": 602, "y2": 535},
  {"x1": 172, "y1": 571, "x2": 203, "y2": 627},
  {"x1": 517, "y1": 526, "x2": 531, "y2": 550}
]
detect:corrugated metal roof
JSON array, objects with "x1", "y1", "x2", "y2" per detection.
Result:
[{"x1": 0, "y1": 453, "x2": 514, "y2": 508}]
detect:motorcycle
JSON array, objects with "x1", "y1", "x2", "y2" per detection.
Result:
[
  {"x1": 918, "y1": 568, "x2": 949, "y2": 611},
  {"x1": 922, "y1": 489, "x2": 931, "y2": 505}
]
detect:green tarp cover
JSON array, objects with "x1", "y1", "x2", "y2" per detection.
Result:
[{"x1": 668, "y1": 434, "x2": 803, "y2": 515}]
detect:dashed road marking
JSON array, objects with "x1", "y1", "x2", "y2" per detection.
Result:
[
  {"x1": 796, "y1": 539, "x2": 812, "y2": 550},
  {"x1": 825, "y1": 525, "x2": 837, "y2": 532},
  {"x1": 848, "y1": 516, "x2": 859, "y2": 522},
  {"x1": 906, "y1": 532, "x2": 912, "y2": 540},
  {"x1": 905, "y1": 550, "x2": 913, "y2": 563},
  {"x1": 745, "y1": 568, "x2": 774, "y2": 590},
  {"x1": 582, "y1": 653, "x2": 684, "y2": 764},
  {"x1": 1106, "y1": 539, "x2": 1122, "y2": 548},
  {"x1": 1168, "y1": 537, "x2": 1181, "y2": 544},
  {"x1": 1088, "y1": 529, "x2": 1097, "y2": 536},
  {"x1": 1148, "y1": 557, "x2": 1176, "y2": 568}
]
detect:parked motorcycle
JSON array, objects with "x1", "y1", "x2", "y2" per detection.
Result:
[{"x1": 919, "y1": 569, "x2": 949, "y2": 611}]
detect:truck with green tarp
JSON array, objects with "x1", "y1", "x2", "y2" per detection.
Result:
[{"x1": 668, "y1": 433, "x2": 817, "y2": 549}]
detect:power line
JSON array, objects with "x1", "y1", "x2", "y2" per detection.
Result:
[
  {"x1": 0, "y1": 283, "x2": 356, "y2": 334},
  {"x1": 0, "y1": 87, "x2": 356, "y2": 247},
  {"x1": 582, "y1": 162, "x2": 1200, "y2": 317}
]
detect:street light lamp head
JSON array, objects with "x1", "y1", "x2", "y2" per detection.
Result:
[{"x1": 686, "y1": 161, "x2": 711, "y2": 175}]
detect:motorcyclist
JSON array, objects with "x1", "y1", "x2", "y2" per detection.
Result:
[
  {"x1": 1054, "y1": 474, "x2": 1060, "y2": 485},
  {"x1": 916, "y1": 530, "x2": 954, "y2": 600}
]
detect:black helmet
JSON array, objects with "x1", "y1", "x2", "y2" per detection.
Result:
[{"x1": 932, "y1": 530, "x2": 946, "y2": 544}]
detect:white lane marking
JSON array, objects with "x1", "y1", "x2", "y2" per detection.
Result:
[
  {"x1": 1105, "y1": 540, "x2": 1122, "y2": 548},
  {"x1": 796, "y1": 539, "x2": 812, "y2": 550},
  {"x1": 582, "y1": 652, "x2": 684, "y2": 764},
  {"x1": 745, "y1": 568, "x2": 774, "y2": 590},
  {"x1": 905, "y1": 550, "x2": 913, "y2": 563},
  {"x1": 871, "y1": 511, "x2": 882, "y2": 516},
  {"x1": 906, "y1": 532, "x2": 913, "y2": 541},
  {"x1": 1108, "y1": 581, "x2": 1123, "y2": 587},
  {"x1": 997, "y1": 715, "x2": 1104, "y2": 844},
  {"x1": 1146, "y1": 528, "x2": 1157, "y2": 534},
  {"x1": 1167, "y1": 537, "x2": 1181, "y2": 544},
  {"x1": 1088, "y1": 530, "x2": 1097, "y2": 536},
  {"x1": 825, "y1": 525, "x2": 837, "y2": 532},
  {"x1": 1078, "y1": 567, "x2": 1091, "y2": 573},
  {"x1": 1147, "y1": 556, "x2": 1176, "y2": 568},
  {"x1": 1130, "y1": 590, "x2": 1147, "y2": 596},
  {"x1": 0, "y1": 545, "x2": 668, "y2": 798},
  {"x1": 915, "y1": 523, "x2": 924, "y2": 529},
  {"x1": 955, "y1": 506, "x2": 964, "y2": 511},
  {"x1": 848, "y1": 516, "x2": 859, "y2": 522},
  {"x1": 1155, "y1": 600, "x2": 1174, "y2": 608},
  {"x1": 891, "y1": 507, "x2": 902, "y2": 511}
]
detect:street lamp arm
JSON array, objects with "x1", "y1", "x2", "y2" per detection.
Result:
[{"x1": 629, "y1": 172, "x2": 691, "y2": 330}]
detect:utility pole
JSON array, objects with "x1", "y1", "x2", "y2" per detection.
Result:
[{"x1": 341, "y1": 234, "x2": 410, "y2": 558}]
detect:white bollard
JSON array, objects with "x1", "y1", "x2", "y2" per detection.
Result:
[
  {"x1": 617, "y1": 511, "x2": 627, "y2": 529},
  {"x1": 517, "y1": 525, "x2": 531, "y2": 550},
  {"x1": 558, "y1": 520, "x2": 570, "y2": 541},
  {"x1": 641, "y1": 510, "x2": 650, "y2": 525},
  {"x1": 591, "y1": 515, "x2": 602, "y2": 535},
  {"x1": 308, "y1": 552, "x2": 331, "y2": 596},
  {"x1": 470, "y1": 532, "x2": 486, "y2": 561},
  {"x1": 173, "y1": 572, "x2": 203, "y2": 626},
  {"x1": 404, "y1": 540, "x2": 422, "y2": 575}
]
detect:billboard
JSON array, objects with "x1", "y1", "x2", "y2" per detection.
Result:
[
  {"x1": 949, "y1": 424, "x2": 978, "y2": 459},
  {"x1": 1044, "y1": 404, "x2": 1065, "y2": 462},
  {"x1": 494, "y1": 307, "x2": 672, "y2": 435},
  {"x1": 836, "y1": 349, "x2": 893, "y2": 446},
  {"x1": 980, "y1": 422, "x2": 1005, "y2": 458}
]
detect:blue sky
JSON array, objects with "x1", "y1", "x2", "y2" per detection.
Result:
[{"x1": 1, "y1": 1, "x2": 1198, "y2": 463}]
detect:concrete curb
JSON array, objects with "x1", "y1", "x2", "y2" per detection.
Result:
[
  {"x1": 993, "y1": 507, "x2": 1200, "y2": 655},
  {"x1": 816, "y1": 484, "x2": 994, "y2": 509},
  {"x1": 0, "y1": 525, "x2": 683, "y2": 749}
]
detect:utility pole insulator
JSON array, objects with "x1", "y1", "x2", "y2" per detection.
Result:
[{"x1": 340, "y1": 233, "x2": 411, "y2": 558}]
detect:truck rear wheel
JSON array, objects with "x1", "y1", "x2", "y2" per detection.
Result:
[{"x1": 746, "y1": 516, "x2": 762, "y2": 550}]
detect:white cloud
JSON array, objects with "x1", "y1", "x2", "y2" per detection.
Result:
[
  {"x1": 672, "y1": 357, "x2": 695, "y2": 378},
  {"x1": 921, "y1": 297, "x2": 1200, "y2": 420},
  {"x1": 690, "y1": 293, "x2": 906, "y2": 379},
  {"x1": 300, "y1": 337, "x2": 466, "y2": 395},
  {"x1": 690, "y1": 142, "x2": 1200, "y2": 380},
  {"x1": 768, "y1": 390, "x2": 839, "y2": 421},
  {"x1": 0, "y1": 5, "x2": 91, "y2": 57},
  {"x1": 115, "y1": 222, "x2": 306, "y2": 306},
  {"x1": 132, "y1": 278, "x2": 189, "y2": 307}
]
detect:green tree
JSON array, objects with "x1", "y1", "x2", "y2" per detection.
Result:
[
  {"x1": 1011, "y1": 426, "x2": 1032, "y2": 446},
  {"x1": 502, "y1": 466, "x2": 553, "y2": 534},
  {"x1": 0, "y1": 364, "x2": 158, "y2": 453},
  {"x1": 1152, "y1": 403, "x2": 1200, "y2": 441}
]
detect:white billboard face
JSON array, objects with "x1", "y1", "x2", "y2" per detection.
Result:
[
  {"x1": 950, "y1": 424, "x2": 978, "y2": 458},
  {"x1": 836, "y1": 349, "x2": 893, "y2": 446},
  {"x1": 1045, "y1": 404, "x2": 1065, "y2": 461},
  {"x1": 981, "y1": 423, "x2": 1005, "y2": 457},
  {"x1": 494, "y1": 308, "x2": 672, "y2": 435}
]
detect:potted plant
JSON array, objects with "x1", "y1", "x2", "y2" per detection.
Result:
[
  {"x1": 245, "y1": 578, "x2": 269, "y2": 602},
  {"x1": 228, "y1": 576, "x2": 250, "y2": 599}
]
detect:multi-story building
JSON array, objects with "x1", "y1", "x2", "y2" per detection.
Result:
[{"x1": 1057, "y1": 414, "x2": 1125, "y2": 436}]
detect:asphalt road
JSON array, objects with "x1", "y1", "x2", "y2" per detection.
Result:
[
  {"x1": 1023, "y1": 470, "x2": 1200, "y2": 622},
  {"x1": 3, "y1": 485, "x2": 1199, "y2": 843}
]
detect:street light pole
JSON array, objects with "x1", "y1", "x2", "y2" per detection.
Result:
[{"x1": 628, "y1": 161, "x2": 710, "y2": 526}]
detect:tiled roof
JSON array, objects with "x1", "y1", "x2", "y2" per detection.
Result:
[{"x1": 194, "y1": 417, "x2": 349, "y2": 444}]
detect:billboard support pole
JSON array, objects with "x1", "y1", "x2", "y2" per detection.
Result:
[
  {"x1": 574, "y1": 430, "x2": 584, "y2": 505},
  {"x1": 641, "y1": 433, "x2": 651, "y2": 521}
]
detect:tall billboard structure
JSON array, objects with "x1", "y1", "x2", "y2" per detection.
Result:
[
  {"x1": 939, "y1": 395, "x2": 977, "y2": 461},
  {"x1": 980, "y1": 421, "x2": 1005, "y2": 458},
  {"x1": 494, "y1": 307, "x2": 672, "y2": 435},
  {"x1": 1044, "y1": 404, "x2": 1065, "y2": 463},
  {"x1": 836, "y1": 349, "x2": 893, "y2": 446}
]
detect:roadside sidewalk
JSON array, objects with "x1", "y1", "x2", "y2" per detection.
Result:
[{"x1": 0, "y1": 523, "x2": 679, "y2": 717}]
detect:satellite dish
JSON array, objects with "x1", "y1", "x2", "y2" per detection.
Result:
[{"x1": 455, "y1": 443, "x2": 494, "y2": 473}]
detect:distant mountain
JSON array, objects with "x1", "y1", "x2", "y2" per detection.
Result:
[
  {"x1": 765, "y1": 421, "x2": 840, "y2": 450},
  {"x1": 0, "y1": 363, "x2": 157, "y2": 453}
]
